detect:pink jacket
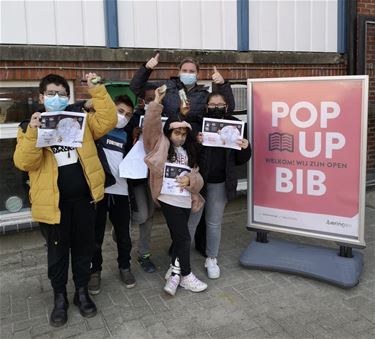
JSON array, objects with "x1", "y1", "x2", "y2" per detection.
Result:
[{"x1": 143, "y1": 102, "x2": 205, "y2": 213}]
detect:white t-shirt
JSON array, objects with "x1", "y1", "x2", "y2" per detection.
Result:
[{"x1": 103, "y1": 147, "x2": 128, "y2": 195}]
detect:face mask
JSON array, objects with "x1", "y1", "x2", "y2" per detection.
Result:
[
  {"x1": 44, "y1": 94, "x2": 69, "y2": 112},
  {"x1": 144, "y1": 104, "x2": 149, "y2": 111},
  {"x1": 206, "y1": 107, "x2": 226, "y2": 119},
  {"x1": 116, "y1": 114, "x2": 128, "y2": 129},
  {"x1": 180, "y1": 73, "x2": 197, "y2": 86}
]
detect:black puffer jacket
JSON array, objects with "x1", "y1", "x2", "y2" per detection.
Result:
[
  {"x1": 198, "y1": 116, "x2": 251, "y2": 202},
  {"x1": 129, "y1": 65, "x2": 235, "y2": 124}
]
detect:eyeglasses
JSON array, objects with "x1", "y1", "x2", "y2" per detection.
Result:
[
  {"x1": 44, "y1": 90, "x2": 68, "y2": 98},
  {"x1": 207, "y1": 104, "x2": 227, "y2": 109}
]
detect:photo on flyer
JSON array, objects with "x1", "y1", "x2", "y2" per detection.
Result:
[{"x1": 202, "y1": 117, "x2": 244, "y2": 150}]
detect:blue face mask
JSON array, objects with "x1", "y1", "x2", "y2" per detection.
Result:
[
  {"x1": 180, "y1": 73, "x2": 197, "y2": 86},
  {"x1": 44, "y1": 94, "x2": 69, "y2": 112}
]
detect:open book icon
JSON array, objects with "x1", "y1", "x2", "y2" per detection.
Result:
[{"x1": 269, "y1": 132, "x2": 294, "y2": 152}]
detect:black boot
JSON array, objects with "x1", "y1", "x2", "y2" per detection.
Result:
[
  {"x1": 73, "y1": 287, "x2": 97, "y2": 318},
  {"x1": 50, "y1": 291, "x2": 69, "y2": 327}
]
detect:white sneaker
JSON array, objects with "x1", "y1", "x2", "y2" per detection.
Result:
[
  {"x1": 164, "y1": 274, "x2": 180, "y2": 296},
  {"x1": 165, "y1": 258, "x2": 181, "y2": 280},
  {"x1": 205, "y1": 257, "x2": 220, "y2": 279},
  {"x1": 164, "y1": 265, "x2": 173, "y2": 280},
  {"x1": 180, "y1": 272, "x2": 207, "y2": 292}
]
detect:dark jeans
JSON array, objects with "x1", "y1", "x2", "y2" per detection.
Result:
[
  {"x1": 91, "y1": 194, "x2": 131, "y2": 272},
  {"x1": 39, "y1": 196, "x2": 96, "y2": 293},
  {"x1": 159, "y1": 201, "x2": 191, "y2": 276}
]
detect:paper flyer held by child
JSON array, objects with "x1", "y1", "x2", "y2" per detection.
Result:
[
  {"x1": 160, "y1": 162, "x2": 192, "y2": 197},
  {"x1": 36, "y1": 111, "x2": 86, "y2": 148},
  {"x1": 202, "y1": 118, "x2": 244, "y2": 150}
]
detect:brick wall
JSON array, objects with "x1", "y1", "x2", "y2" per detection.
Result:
[
  {"x1": 0, "y1": 61, "x2": 347, "y2": 102},
  {"x1": 357, "y1": 0, "x2": 375, "y2": 170}
]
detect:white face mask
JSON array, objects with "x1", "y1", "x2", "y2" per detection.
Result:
[{"x1": 116, "y1": 114, "x2": 128, "y2": 129}]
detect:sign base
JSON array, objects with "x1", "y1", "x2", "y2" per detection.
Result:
[{"x1": 239, "y1": 238, "x2": 363, "y2": 288}]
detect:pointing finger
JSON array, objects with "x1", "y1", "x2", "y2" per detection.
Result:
[
  {"x1": 155, "y1": 53, "x2": 160, "y2": 61},
  {"x1": 213, "y1": 65, "x2": 218, "y2": 73}
]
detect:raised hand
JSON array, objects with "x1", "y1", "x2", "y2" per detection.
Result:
[
  {"x1": 85, "y1": 73, "x2": 101, "y2": 88},
  {"x1": 154, "y1": 85, "x2": 167, "y2": 104},
  {"x1": 29, "y1": 112, "x2": 42, "y2": 128},
  {"x1": 212, "y1": 66, "x2": 224, "y2": 85},
  {"x1": 146, "y1": 52, "x2": 160, "y2": 70}
]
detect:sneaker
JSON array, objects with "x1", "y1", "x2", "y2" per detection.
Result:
[
  {"x1": 180, "y1": 272, "x2": 207, "y2": 292},
  {"x1": 164, "y1": 265, "x2": 173, "y2": 280},
  {"x1": 88, "y1": 271, "x2": 101, "y2": 295},
  {"x1": 205, "y1": 257, "x2": 220, "y2": 279},
  {"x1": 165, "y1": 259, "x2": 181, "y2": 280},
  {"x1": 164, "y1": 274, "x2": 180, "y2": 296},
  {"x1": 119, "y1": 269, "x2": 136, "y2": 288},
  {"x1": 138, "y1": 254, "x2": 156, "y2": 273}
]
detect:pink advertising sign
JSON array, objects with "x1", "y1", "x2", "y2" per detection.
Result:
[{"x1": 248, "y1": 76, "x2": 368, "y2": 245}]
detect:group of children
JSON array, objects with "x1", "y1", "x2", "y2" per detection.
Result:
[{"x1": 13, "y1": 55, "x2": 251, "y2": 327}]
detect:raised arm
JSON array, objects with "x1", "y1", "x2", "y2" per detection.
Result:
[
  {"x1": 130, "y1": 53, "x2": 163, "y2": 96},
  {"x1": 143, "y1": 86, "x2": 167, "y2": 153},
  {"x1": 85, "y1": 73, "x2": 117, "y2": 140},
  {"x1": 211, "y1": 66, "x2": 235, "y2": 113}
]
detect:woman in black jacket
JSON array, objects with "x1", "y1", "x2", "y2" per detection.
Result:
[
  {"x1": 129, "y1": 53, "x2": 235, "y2": 126},
  {"x1": 189, "y1": 92, "x2": 251, "y2": 280}
]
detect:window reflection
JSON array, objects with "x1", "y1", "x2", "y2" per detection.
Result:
[
  {"x1": 0, "y1": 87, "x2": 41, "y2": 123},
  {"x1": 0, "y1": 139, "x2": 30, "y2": 214}
]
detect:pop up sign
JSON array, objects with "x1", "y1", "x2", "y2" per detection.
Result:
[{"x1": 247, "y1": 76, "x2": 368, "y2": 246}]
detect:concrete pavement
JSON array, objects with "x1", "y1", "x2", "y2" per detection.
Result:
[{"x1": 0, "y1": 191, "x2": 374, "y2": 339}]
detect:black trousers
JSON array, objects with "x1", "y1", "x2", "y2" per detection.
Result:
[
  {"x1": 91, "y1": 194, "x2": 131, "y2": 272},
  {"x1": 159, "y1": 201, "x2": 191, "y2": 276},
  {"x1": 39, "y1": 197, "x2": 95, "y2": 293}
]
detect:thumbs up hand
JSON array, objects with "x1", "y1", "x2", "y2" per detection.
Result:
[
  {"x1": 212, "y1": 66, "x2": 224, "y2": 85},
  {"x1": 146, "y1": 52, "x2": 160, "y2": 69}
]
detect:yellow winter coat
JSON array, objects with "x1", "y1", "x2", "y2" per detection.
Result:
[{"x1": 13, "y1": 85, "x2": 117, "y2": 224}]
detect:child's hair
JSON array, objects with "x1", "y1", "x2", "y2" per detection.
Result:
[
  {"x1": 179, "y1": 57, "x2": 200, "y2": 72},
  {"x1": 163, "y1": 118, "x2": 198, "y2": 168},
  {"x1": 206, "y1": 92, "x2": 227, "y2": 105},
  {"x1": 114, "y1": 94, "x2": 134, "y2": 109},
  {"x1": 39, "y1": 74, "x2": 70, "y2": 96},
  {"x1": 139, "y1": 82, "x2": 158, "y2": 99}
]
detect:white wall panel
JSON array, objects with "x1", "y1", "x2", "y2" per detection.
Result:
[
  {"x1": 1, "y1": 0, "x2": 28, "y2": 44},
  {"x1": 249, "y1": 0, "x2": 339, "y2": 52},
  {"x1": 25, "y1": 0, "x2": 57, "y2": 45},
  {"x1": 201, "y1": 1, "x2": 222, "y2": 50},
  {"x1": 118, "y1": 0, "x2": 135, "y2": 47},
  {"x1": 1, "y1": 0, "x2": 105, "y2": 46},
  {"x1": 325, "y1": 0, "x2": 338, "y2": 52},
  {"x1": 133, "y1": 0, "x2": 158, "y2": 48},
  {"x1": 157, "y1": 0, "x2": 180, "y2": 48},
  {"x1": 180, "y1": 0, "x2": 202, "y2": 49},
  {"x1": 295, "y1": 0, "x2": 311, "y2": 51},
  {"x1": 222, "y1": 0, "x2": 237, "y2": 50},
  {"x1": 118, "y1": 0, "x2": 237, "y2": 50},
  {"x1": 259, "y1": 1, "x2": 278, "y2": 50},
  {"x1": 277, "y1": 0, "x2": 295, "y2": 50},
  {"x1": 55, "y1": 0, "x2": 83, "y2": 45},
  {"x1": 82, "y1": 0, "x2": 106, "y2": 46}
]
